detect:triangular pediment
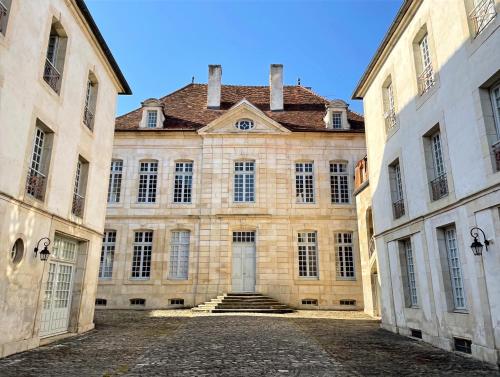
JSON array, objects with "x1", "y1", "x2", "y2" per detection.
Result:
[{"x1": 198, "y1": 99, "x2": 291, "y2": 135}]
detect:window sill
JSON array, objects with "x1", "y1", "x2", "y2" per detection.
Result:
[
  {"x1": 415, "y1": 73, "x2": 440, "y2": 111},
  {"x1": 336, "y1": 277, "x2": 357, "y2": 282},
  {"x1": 451, "y1": 309, "x2": 469, "y2": 315}
]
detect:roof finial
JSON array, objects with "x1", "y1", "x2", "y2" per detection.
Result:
[
  {"x1": 297, "y1": 77, "x2": 301, "y2": 86},
  {"x1": 191, "y1": 76, "x2": 195, "y2": 84}
]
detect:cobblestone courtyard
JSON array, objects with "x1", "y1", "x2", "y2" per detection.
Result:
[{"x1": 0, "y1": 310, "x2": 498, "y2": 377}]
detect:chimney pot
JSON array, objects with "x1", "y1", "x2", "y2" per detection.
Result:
[
  {"x1": 207, "y1": 65, "x2": 222, "y2": 109},
  {"x1": 270, "y1": 64, "x2": 284, "y2": 111}
]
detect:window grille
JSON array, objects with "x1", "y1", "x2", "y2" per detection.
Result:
[
  {"x1": 301, "y1": 299, "x2": 318, "y2": 305},
  {"x1": 169, "y1": 231, "x2": 190, "y2": 279},
  {"x1": 235, "y1": 119, "x2": 254, "y2": 130},
  {"x1": 26, "y1": 127, "x2": 47, "y2": 200},
  {"x1": 418, "y1": 34, "x2": 435, "y2": 95},
  {"x1": 44, "y1": 34, "x2": 62, "y2": 92},
  {"x1": 390, "y1": 162, "x2": 405, "y2": 219},
  {"x1": 232, "y1": 232, "x2": 255, "y2": 243},
  {"x1": 340, "y1": 299, "x2": 356, "y2": 306},
  {"x1": 430, "y1": 132, "x2": 448, "y2": 200},
  {"x1": 298, "y1": 231, "x2": 318, "y2": 277},
  {"x1": 330, "y1": 162, "x2": 350, "y2": 203},
  {"x1": 95, "y1": 298, "x2": 107, "y2": 306},
  {"x1": 469, "y1": 0, "x2": 496, "y2": 37},
  {"x1": 445, "y1": 227, "x2": 466, "y2": 310},
  {"x1": 169, "y1": 298, "x2": 185, "y2": 306},
  {"x1": 138, "y1": 161, "x2": 158, "y2": 203},
  {"x1": 335, "y1": 232, "x2": 355, "y2": 279},
  {"x1": 131, "y1": 231, "x2": 153, "y2": 279},
  {"x1": 99, "y1": 230, "x2": 116, "y2": 279},
  {"x1": 147, "y1": 110, "x2": 158, "y2": 128},
  {"x1": 130, "y1": 298, "x2": 146, "y2": 306},
  {"x1": 454, "y1": 338, "x2": 472, "y2": 354},
  {"x1": 108, "y1": 160, "x2": 123, "y2": 203},
  {"x1": 295, "y1": 162, "x2": 314, "y2": 203},
  {"x1": 383, "y1": 81, "x2": 397, "y2": 130},
  {"x1": 403, "y1": 239, "x2": 418, "y2": 307},
  {"x1": 332, "y1": 112, "x2": 342, "y2": 129},
  {"x1": 174, "y1": 162, "x2": 193, "y2": 203},
  {"x1": 72, "y1": 158, "x2": 86, "y2": 217},
  {"x1": 234, "y1": 161, "x2": 255, "y2": 202}
]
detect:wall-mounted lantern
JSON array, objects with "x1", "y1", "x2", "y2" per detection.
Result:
[
  {"x1": 470, "y1": 227, "x2": 489, "y2": 256},
  {"x1": 34, "y1": 237, "x2": 51, "y2": 261}
]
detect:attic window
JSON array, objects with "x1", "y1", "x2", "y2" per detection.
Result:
[
  {"x1": 332, "y1": 113, "x2": 342, "y2": 129},
  {"x1": 147, "y1": 110, "x2": 158, "y2": 128},
  {"x1": 235, "y1": 119, "x2": 254, "y2": 131}
]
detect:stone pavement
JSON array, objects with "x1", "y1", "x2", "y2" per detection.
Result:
[{"x1": 0, "y1": 310, "x2": 498, "y2": 377}]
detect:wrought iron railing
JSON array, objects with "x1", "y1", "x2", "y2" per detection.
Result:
[
  {"x1": 72, "y1": 193, "x2": 85, "y2": 217},
  {"x1": 493, "y1": 141, "x2": 500, "y2": 172},
  {"x1": 430, "y1": 173, "x2": 449, "y2": 201},
  {"x1": 469, "y1": 0, "x2": 496, "y2": 37},
  {"x1": 368, "y1": 236, "x2": 376, "y2": 258},
  {"x1": 384, "y1": 109, "x2": 398, "y2": 131},
  {"x1": 83, "y1": 106, "x2": 94, "y2": 130},
  {"x1": 43, "y1": 58, "x2": 61, "y2": 92},
  {"x1": 26, "y1": 168, "x2": 46, "y2": 200},
  {"x1": 0, "y1": 1, "x2": 7, "y2": 34},
  {"x1": 393, "y1": 199, "x2": 405, "y2": 219},
  {"x1": 418, "y1": 65, "x2": 435, "y2": 95}
]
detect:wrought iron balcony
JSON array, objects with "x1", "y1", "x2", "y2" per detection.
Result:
[
  {"x1": 430, "y1": 173, "x2": 449, "y2": 201},
  {"x1": 83, "y1": 106, "x2": 94, "y2": 130},
  {"x1": 392, "y1": 199, "x2": 405, "y2": 219},
  {"x1": 26, "y1": 168, "x2": 46, "y2": 200},
  {"x1": 43, "y1": 58, "x2": 61, "y2": 92},
  {"x1": 384, "y1": 109, "x2": 398, "y2": 131},
  {"x1": 418, "y1": 65, "x2": 435, "y2": 95},
  {"x1": 0, "y1": 1, "x2": 7, "y2": 34},
  {"x1": 368, "y1": 236, "x2": 376, "y2": 258},
  {"x1": 493, "y1": 141, "x2": 500, "y2": 172},
  {"x1": 72, "y1": 193, "x2": 85, "y2": 217},
  {"x1": 470, "y1": 0, "x2": 496, "y2": 37}
]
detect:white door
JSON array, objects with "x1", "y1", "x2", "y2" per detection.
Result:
[
  {"x1": 232, "y1": 232, "x2": 256, "y2": 292},
  {"x1": 39, "y1": 236, "x2": 77, "y2": 337}
]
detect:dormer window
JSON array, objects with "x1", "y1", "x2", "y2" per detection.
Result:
[
  {"x1": 147, "y1": 110, "x2": 158, "y2": 128},
  {"x1": 235, "y1": 119, "x2": 254, "y2": 131},
  {"x1": 332, "y1": 113, "x2": 342, "y2": 129}
]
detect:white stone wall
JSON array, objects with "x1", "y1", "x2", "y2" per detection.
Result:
[
  {"x1": 98, "y1": 129, "x2": 367, "y2": 310},
  {"x1": 0, "y1": 0, "x2": 123, "y2": 357},
  {"x1": 358, "y1": 0, "x2": 500, "y2": 364}
]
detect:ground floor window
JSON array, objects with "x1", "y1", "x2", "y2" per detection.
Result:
[
  {"x1": 169, "y1": 231, "x2": 190, "y2": 279},
  {"x1": 99, "y1": 230, "x2": 116, "y2": 279},
  {"x1": 335, "y1": 232, "x2": 355, "y2": 279},
  {"x1": 131, "y1": 231, "x2": 152, "y2": 279},
  {"x1": 298, "y1": 231, "x2": 318, "y2": 277}
]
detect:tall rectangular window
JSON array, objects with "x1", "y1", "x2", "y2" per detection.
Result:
[
  {"x1": 131, "y1": 231, "x2": 152, "y2": 279},
  {"x1": 389, "y1": 160, "x2": 405, "y2": 219},
  {"x1": 26, "y1": 126, "x2": 51, "y2": 201},
  {"x1": 298, "y1": 231, "x2": 318, "y2": 277},
  {"x1": 444, "y1": 227, "x2": 466, "y2": 310},
  {"x1": 295, "y1": 162, "x2": 314, "y2": 203},
  {"x1": 330, "y1": 162, "x2": 349, "y2": 204},
  {"x1": 335, "y1": 232, "x2": 355, "y2": 279},
  {"x1": 108, "y1": 160, "x2": 123, "y2": 203},
  {"x1": 99, "y1": 230, "x2": 116, "y2": 279},
  {"x1": 429, "y1": 131, "x2": 448, "y2": 200},
  {"x1": 403, "y1": 239, "x2": 418, "y2": 307},
  {"x1": 169, "y1": 231, "x2": 190, "y2": 279},
  {"x1": 469, "y1": 0, "x2": 496, "y2": 36},
  {"x1": 83, "y1": 74, "x2": 98, "y2": 131},
  {"x1": 332, "y1": 112, "x2": 342, "y2": 129},
  {"x1": 72, "y1": 157, "x2": 88, "y2": 217},
  {"x1": 234, "y1": 161, "x2": 255, "y2": 202},
  {"x1": 138, "y1": 161, "x2": 158, "y2": 203},
  {"x1": 417, "y1": 33, "x2": 435, "y2": 95},
  {"x1": 0, "y1": 0, "x2": 11, "y2": 34},
  {"x1": 491, "y1": 83, "x2": 500, "y2": 139},
  {"x1": 173, "y1": 162, "x2": 193, "y2": 203},
  {"x1": 147, "y1": 110, "x2": 158, "y2": 128},
  {"x1": 383, "y1": 79, "x2": 397, "y2": 131},
  {"x1": 43, "y1": 23, "x2": 67, "y2": 93}
]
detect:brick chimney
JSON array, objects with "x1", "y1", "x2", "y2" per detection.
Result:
[
  {"x1": 270, "y1": 64, "x2": 284, "y2": 111},
  {"x1": 207, "y1": 65, "x2": 222, "y2": 109}
]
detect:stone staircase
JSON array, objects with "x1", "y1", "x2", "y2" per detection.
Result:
[{"x1": 192, "y1": 293, "x2": 294, "y2": 313}]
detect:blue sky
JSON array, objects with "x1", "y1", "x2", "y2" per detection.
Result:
[{"x1": 86, "y1": 0, "x2": 402, "y2": 115}]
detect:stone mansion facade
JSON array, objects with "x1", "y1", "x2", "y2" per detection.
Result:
[{"x1": 96, "y1": 65, "x2": 367, "y2": 310}]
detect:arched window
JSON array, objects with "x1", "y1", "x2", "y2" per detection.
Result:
[{"x1": 169, "y1": 230, "x2": 190, "y2": 279}]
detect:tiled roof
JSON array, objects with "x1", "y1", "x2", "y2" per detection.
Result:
[{"x1": 115, "y1": 84, "x2": 364, "y2": 132}]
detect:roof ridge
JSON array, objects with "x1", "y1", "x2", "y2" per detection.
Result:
[{"x1": 297, "y1": 85, "x2": 330, "y2": 104}]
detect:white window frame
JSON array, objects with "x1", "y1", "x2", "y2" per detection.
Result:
[
  {"x1": 418, "y1": 33, "x2": 435, "y2": 94},
  {"x1": 173, "y1": 162, "x2": 193, "y2": 203},
  {"x1": 335, "y1": 232, "x2": 355, "y2": 280},
  {"x1": 444, "y1": 227, "x2": 467, "y2": 310},
  {"x1": 403, "y1": 239, "x2": 418, "y2": 307},
  {"x1": 234, "y1": 161, "x2": 255, "y2": 202},
  {"x1": 298, "y1": 231, "x2": 318, "y2": 278},
  {"x1": 295, "y1": 162, "x2": 315, "y2": 203},
  {"x1": 169, "y1": 230, "x2": 190, "y2": 279},
  {"x1": 332, "y1": 112, "x2": 342, "y2": 129},
  {"x1": 107, "y1": 160, "x2": 123, "y2": 203},
  {"x1": 490, "y1": 83, "x2": 500, "y2": 139},
  {"x1": 131, "y1": 231, "x2": 152, "y2": 279},
  {"x1": 137, "y1": 161, "x2": 158, "y2": 203},
  {"x1": 431, "y1": 131, "x2": 446, "y2": 179},
  {"x1": 99, "y1": 230, "x2": 116, "y2": 279},
  {"x1": 330, "y1": 162, "x2": 350, "y2": 204},
  {"x1": 26, "y1": 127, "x2": 47, "y2": 199},
  {"x1": 146, "y1": 110, "x2": 158, "y2": 128}
]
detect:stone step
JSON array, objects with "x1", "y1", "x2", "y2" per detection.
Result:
[
  {"x1": 212, "y1": 308, "x2": 294, "y2": 313},
  {"x1": 192, "y1": 292, "x2": 294, "y2": 314}
]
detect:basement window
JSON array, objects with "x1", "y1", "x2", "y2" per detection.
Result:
[
  {"x1": 95, "y1": 298, "x2": 107, "y2": 306},
  {"x1": 454, "y1": 337, "x2": 472, "y2": 354},
  {"x1": 169, "y1": 298, "x2": 184, "y2": 306},
  {"x1": 130, "y1": 298, "x2": 146, "y2": 306},
  {"x1": 410, "y1": 329, "x2": 422, "y2": 339},
  {"x1": 340, "y1": 299, "x2": 356, "y2": 306},
  {"x1": 301, "y1": 299, "x2": 318, "y2": 306}
]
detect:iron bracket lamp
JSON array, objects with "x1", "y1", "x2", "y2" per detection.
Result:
[
  {"x1": 34, "y1": 237, "x2": 51, "y2": 261},
  {"x1": 470, "y1": 227, "x2": 489, "y2": 256}
]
